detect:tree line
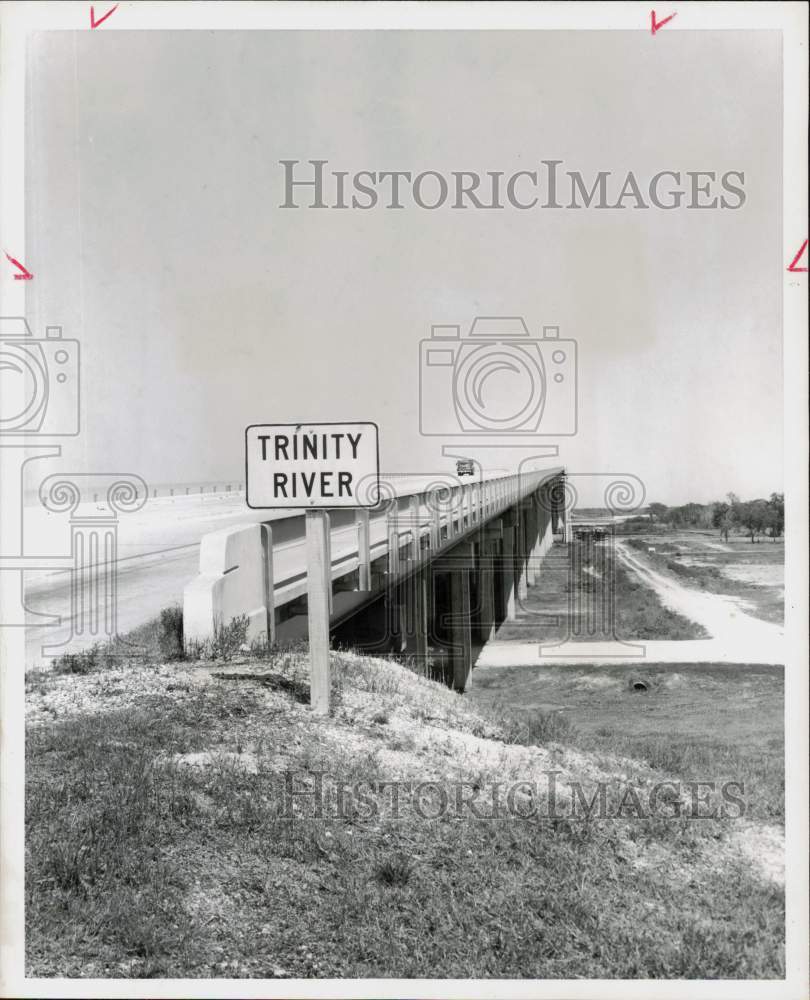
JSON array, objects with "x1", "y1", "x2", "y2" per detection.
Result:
[{"x1": 646, "y1": 493, "x2": 784, "y2": 543}]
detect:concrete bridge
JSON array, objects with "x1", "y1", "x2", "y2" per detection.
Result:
[{"x1": 183, "y1": 467, "x2": 567, "y2": 691}]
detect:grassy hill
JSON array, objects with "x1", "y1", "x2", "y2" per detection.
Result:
[{"x1": 26, "y1": 639, "x2": 784, "y2": 979}]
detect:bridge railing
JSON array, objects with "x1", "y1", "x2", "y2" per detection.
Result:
[{"x1": 183, "y1": 467, "x2": 564, "y2": 645}]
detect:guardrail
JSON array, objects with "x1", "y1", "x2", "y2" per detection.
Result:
[{"x1": 183, "y1": 467, "x2": 564, "y2": 645}]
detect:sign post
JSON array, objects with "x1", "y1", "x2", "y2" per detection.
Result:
[
  {"x1": 305, "y1": 509, "x2": 331, "y2": 714},
  {"x1": 245, "y1": 422, "x2": 379, "y2": 716}
]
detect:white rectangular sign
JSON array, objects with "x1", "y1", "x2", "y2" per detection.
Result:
[{"x1": 245, "y1": 422, "x2": 379, "y2": 509}]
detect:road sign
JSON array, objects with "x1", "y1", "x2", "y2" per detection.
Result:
[
  {"x1": 245, "y1": 421, "x2": 379, "y2": 715},
  {"x1": 245, "y1": 422, "x2": 379, "y2": 509}
]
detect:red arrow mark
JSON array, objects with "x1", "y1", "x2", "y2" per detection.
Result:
[
  {"x1": 4, "y1": 251, "x2": 33, "y2": 281},
  {"x1": 787, "y1": 239, "x2": 808, "y2": 273},
  {"x1": 90, "y1": 3, "x2": 119, "y2": 29},
  {"x1": 651, "y1": 10, "x2": 677, "y2": 34}
]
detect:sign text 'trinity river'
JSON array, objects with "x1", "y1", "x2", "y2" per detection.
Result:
[{"x1": 245, "y1": 422, "x2": 379, "y2": 509}]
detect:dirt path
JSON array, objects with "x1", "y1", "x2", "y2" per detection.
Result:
[{"x1": 615, "y1": 541, "x2": 783, "y2": 655}]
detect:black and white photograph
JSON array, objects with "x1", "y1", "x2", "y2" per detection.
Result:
[{"x1": 0, "y1": 2, "x2": 807, "y2": 998}]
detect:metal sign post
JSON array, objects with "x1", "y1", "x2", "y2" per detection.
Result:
[
  {"x1": 245, "y1": 422, "x2": 379, "y2": 716},
  {"x1": 305, "y1": 509, "x2": 332, "y2": 715}
]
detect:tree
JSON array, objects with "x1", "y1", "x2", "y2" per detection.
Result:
[
  {"x1": 736, "y1": 499, "x2": 773, "y2": 543},
  {"x1": 767, "y1": 492, "x2": 784, "y2": 539},
  {"x1": 647, "y1": 502, "x2": 668, "y2": 523},
  {"x1": 712, "y1": 501, "x2": 733, "y2": 543}
]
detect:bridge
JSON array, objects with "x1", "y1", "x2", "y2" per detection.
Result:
[{"x1": 183, "y1": 466, "x2": 567, "y2": 691}]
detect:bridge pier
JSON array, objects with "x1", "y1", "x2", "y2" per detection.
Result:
[
  {"x1": 414, "y1": 563, "x2": 430, "y2": 661},
  {"x1": 524, "y1": 498, "x2": 541, "y2": 589},
  {"x1": 435, "y1": 542, "x2": 474, "y2": 692},
  {"x1": 449, "y1": 555, "x2": 473, "y2": 692},
  {"x1": 501, "y1": 509, "x2": 518, "y2": 621},
  {"x1": 479, "y1": 520, "x2": 502, "y2": 642}
]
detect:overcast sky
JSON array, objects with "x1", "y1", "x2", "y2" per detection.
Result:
[{"x1": 25, "y1": 29, "x2": 782, "y2": 506}]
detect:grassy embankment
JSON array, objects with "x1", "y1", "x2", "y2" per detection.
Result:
[{"x1": 25, "y1": 614, "x2": 784, "y2": 980}]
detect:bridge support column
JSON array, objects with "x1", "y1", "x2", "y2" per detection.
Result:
[
  {"x1": 516, "y1": 501, "x2": 532, "y2": 605},
  {"x1": 501, "y1": 509, "x2": 518, "y2": 621},
  {"x1": 480, "y1": 520, "x2": 502, "y2": 642},
  {"x1": 525, "y1": 500, "x2": 539, "y2": 588},
  {"x1": 399, "y1": 557, "x2": 431, "y2": 662},
  {"x1": 387, "y1": 512, "x2": 406, "y2": 652},
  {"x1": 450, "y1": 564, "x2": 472, "y2": 692},
  {"x1": 435, "y1": 542, "x2": 474, "y2": 692},
  {"x1": 537, "y1": 500, "x2": 547, "y2": 559},
  {"x1": 415, "y1": 564, "x2": 430, "y2": 662}
]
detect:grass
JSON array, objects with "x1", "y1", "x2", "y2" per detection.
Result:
[
  {"x1": 497, "y1": 538, "x2": 707, "y2": 642},
  {"x1": 469, "y1": 661, "x2": 785, "y2": 823},
  {"x1": 611, "y1": 562, "x2": 709, "y2": 640},
  {"x1": 26, "y1": 627, "x2": 785, "y2": 979}
]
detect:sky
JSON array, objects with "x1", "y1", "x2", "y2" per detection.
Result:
[{"x1": 24, "y1": 29, "x2": 782, "y2": 507}]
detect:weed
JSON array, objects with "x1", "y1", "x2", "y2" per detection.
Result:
[{"x1": 375, "y1": 855, "x2": 413, "y2": 887}]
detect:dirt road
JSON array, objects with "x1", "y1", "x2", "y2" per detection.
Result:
[{"x1": 615, "y1": 541, "x2": 783, "y2": 650}]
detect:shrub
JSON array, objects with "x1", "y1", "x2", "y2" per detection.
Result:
[
  {"x1": 51, "y1": 645, "x2": 101, "y2": 675},
  {"x1": 158, "y1": 606, "x2": 184, "y2": 661},
  {"x1": 185, "y1": 614, "x2": 250, "y2": 661}
]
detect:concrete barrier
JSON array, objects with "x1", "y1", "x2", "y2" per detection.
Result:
[{"x1": 183, "y1": 523, "x2": 271, "y2": 644}]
